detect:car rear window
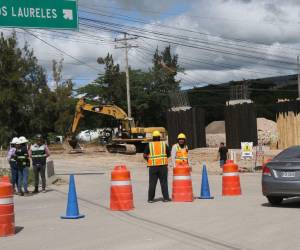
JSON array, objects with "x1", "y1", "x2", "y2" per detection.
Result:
[{"x1": 273, "y1": 146, "x2": 300, "y2": 160}]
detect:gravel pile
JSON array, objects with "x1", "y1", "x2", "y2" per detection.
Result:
[{"x1": 205, "y1": 117, "x2": 278, "y2": 147}]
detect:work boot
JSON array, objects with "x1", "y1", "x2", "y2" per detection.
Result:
[
  {"x1": 33, "y1": 187, "x2": 39, "y2": 194},
  {"x1": 41, "y1": 189, "x2": 46, "y2": 193},
  {"x1": 148, "y1": 200, "x2": 154, "y2": 203},
  {"x1": 163, "y1": 198, "x2": 172, "y2": 202}
]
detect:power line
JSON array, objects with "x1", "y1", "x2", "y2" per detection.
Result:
[
  {"x1": 137, "y1": 44, "x2": 286, "y2": 78},
  {"x1": 78, "y1": 7, "x2": 300, "y2": 54},
  {"x1": 79, "y1": 4, "x2": 300, "y2": 27},
  {"x1": 79, "y1": 19, "x2": 298, "y2": 71},
  {"x1": 24, "y1": 30, "x2": 100, "y2": 73},
  {"x1": 133, "y1": 47, "x2": 214, "y2": 86},
  {"x1": 80, "y1": 17, "x2": 293, "y2": 62}
]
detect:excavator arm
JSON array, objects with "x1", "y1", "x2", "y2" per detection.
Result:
[
  {"x1": 68, "y1": 98, "x2": 166, "y2": 154},
  {"x1": 68, "y1": 98, "x2": 135, "y2": 149},
  {"x1": 70, "y1": 98, "x2": 132, "y2": 134}
]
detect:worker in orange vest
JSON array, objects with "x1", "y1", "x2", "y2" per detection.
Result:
[
  {"x1": 171, "y1": 133, "x2": 189, "y2": 167},
  {"x1": 143, "y1": 130, "x2": 171, "y2": 203}
]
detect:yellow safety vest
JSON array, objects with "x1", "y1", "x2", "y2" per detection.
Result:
[
  {"x1": 175, "y1": 144, "x2": 188, "y2": 164},
  {"x1": 148, "y1": 141, "x2": 168, "y2": 166}
]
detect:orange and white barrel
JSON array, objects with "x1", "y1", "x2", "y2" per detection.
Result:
[
  {"x1": 172, "y1": 163, "x2": 193, "y2": 202},
  {"x1": 0, "y1": 176, "x2": 10, "y2": 183},
  {"x1": 110, "y1": 165, "x2": 134, "y2": 211},
  {"x1": 222, "y1": 160, "x2": 241, "y2": 196},
  {"x1": 0, "y1": 181, "x2": 15, "y2": 237}
]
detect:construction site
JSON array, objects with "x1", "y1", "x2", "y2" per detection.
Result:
[
  {"x1": 2, "y1": 1, "x2": 300, "y2": 250},
  {"x1": 1, "y1": 91, "x2": 299, "y2": 249}
]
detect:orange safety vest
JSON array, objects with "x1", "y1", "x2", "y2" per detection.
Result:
[
  {"x1": 148, "y1": 141, "x2": 168, "y2": 166},
  {"x1": 175, "y1": 143, "x2": 188, "y2": 164}
]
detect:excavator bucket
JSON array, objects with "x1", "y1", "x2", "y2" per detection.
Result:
[
  {"x1": 68, "y1": 138, "x2": 79, "y2": 149},
  {"x1": 68, "y1": 136, "x2": 84, "y2": 153}
]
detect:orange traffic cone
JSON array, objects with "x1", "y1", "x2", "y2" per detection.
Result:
[
  {"x1": 110, "y1": 165, "x2": 134, "y2": 211},
  {"x1": 0, "y1": 181, "x2": 15, "y2": 237},
  {"x1": 222, "y1": 160, "x2": 241, "y2": 196},
  {"x1": 0, "y1": 176, "x2": 10, "y2": 183},
  {"x1": 172, "y1": 163, "x2": 193, "y2": 202}
]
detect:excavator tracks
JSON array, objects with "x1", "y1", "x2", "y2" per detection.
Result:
[{"x1": 106, "y1": 144, "x2": 136, "y2": 155}]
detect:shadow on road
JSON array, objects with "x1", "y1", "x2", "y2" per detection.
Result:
[
  {"x1": 262, "y1": 197, "x2": 300, "y2": 208},
  {"x1": 15, "y1": 226, "x2": 24, "y2": 234},
  {"x1": 56, "y1": 172, "x2": 105, "y2": 176},
  {"x1": 53, "y1": 189, "x2": 242, "y2": 250}
]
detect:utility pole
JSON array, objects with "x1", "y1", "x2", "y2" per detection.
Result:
[
  {"x1": 297, "y1": 56, "x2": 300, "y2": 100},
  {"x1": 115, "y1": 33, "x2": 138, "y2": 118}
]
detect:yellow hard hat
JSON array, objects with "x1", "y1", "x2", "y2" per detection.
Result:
[
  {"x1": 177, "y1": 133, "x2": 186, "y2": 140},
  {"x1": 152, "y1": 130, "x2": 161, "y2": 137}
]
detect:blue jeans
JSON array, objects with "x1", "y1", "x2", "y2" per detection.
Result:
[
  {"x1": 18, "y1": 167, "x2": 29, "y2": 193},
  {"x1": 220, "y1": 160, "x2": 225, "y2": 168},
  {"x1": 9, "y1": 161, "x2": 18, "y2": 190}
]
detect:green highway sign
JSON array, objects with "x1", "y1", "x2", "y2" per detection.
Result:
[{"x1": 0, "y1": 0, "x2": 78, "y2": 29}]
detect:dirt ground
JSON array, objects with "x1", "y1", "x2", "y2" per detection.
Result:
[
  {"x1": 0, "y1": 146, "x2": 281, "y2": 175},
  {"x1": 47, "y1": 146, "x2": 281, "y2": 174}
]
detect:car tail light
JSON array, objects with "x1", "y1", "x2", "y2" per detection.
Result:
[{"x1": 262, "y1": 165, "x2": 271, "y2": 176}]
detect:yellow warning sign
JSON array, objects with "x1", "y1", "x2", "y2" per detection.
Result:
[{"x1": 241, "y1": 142, "x2": 253, "y2": 159}]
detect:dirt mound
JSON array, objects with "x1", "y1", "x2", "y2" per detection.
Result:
[
  {"x1": 205, "y1": 121, "x2": 225, "y2": 134},
  {"x1": 205, "y1": 118, "x2": 277, "y2": 147},
  {"x1": 257, "y1": 117, "x2": 277, "y2": 145},
  {"x1": 257, "y1": 117, "x2": 276, "y2": 133}
]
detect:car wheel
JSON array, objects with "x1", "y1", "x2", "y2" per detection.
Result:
[{"x1": 267, "y1": 196, "x2": 283, "y2": 205}]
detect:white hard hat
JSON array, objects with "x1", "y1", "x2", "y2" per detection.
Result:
[
  {"x1": 18, "y1": 136, "x2": 28, "y2": 144},
  {"x1": 11, "y1": 137, "x2": 19, "y2": 144}
]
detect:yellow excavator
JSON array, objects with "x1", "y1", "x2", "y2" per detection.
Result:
[{"x1": 68, "y1": 98, "x2": 167, "y2": 154}]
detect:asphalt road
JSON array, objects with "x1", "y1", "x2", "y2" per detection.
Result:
[{"x1": 2, "y1": 161, "x2": 300, "y2": 250}]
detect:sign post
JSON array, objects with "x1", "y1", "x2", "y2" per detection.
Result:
[{"x1": 0, "y1": 0, "x2": 78, "y2": 30}]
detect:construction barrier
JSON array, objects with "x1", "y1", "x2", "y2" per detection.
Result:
[
  {"x1": 166, "y1": 107, "x2": 206, "y2": 150},
  {"x1": 222, "y1": 160, "x2": 241, "y2": 196},
  {"x1": 0, "y1": 181, "x2": 15, "y2": 237},
  {"x1": 172, "y1": 163, "x2": 193, "y2": 202},
  {"x1": 110, "y1": 165, "x2": 134, "y2": 211}
]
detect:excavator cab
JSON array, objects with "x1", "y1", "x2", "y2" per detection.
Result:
[{"x1": 117, "y1": 118, "x2": 135, "y2": 139}]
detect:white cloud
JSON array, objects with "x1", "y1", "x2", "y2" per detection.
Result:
[{"x1": 2, "y1": 0, "x2": 300, "y2": 88}]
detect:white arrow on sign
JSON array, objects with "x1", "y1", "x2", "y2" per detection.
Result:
[{"x1": 63, "y1": 9, "x2": 73, "y2": 20}]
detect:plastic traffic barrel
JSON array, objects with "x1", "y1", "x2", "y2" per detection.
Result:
[
  {"x1": 222, "y1": 160, "x2": 241, "y2": 196},
  {"x1": 0, "y1": 181, "x2": 15, "y2": 237},
  {"x1": 172, "y1": 163, "x2": 193, "y2": 202},
  {"x1": 110, "y1": 165, "x2": 134, "y2": 211}
]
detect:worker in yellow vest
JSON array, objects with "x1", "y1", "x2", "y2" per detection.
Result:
[
  {"x1": 143, "y1": 130, "x2": 171, "y2": 203},
  {"x1": 171, "y1": 133, "x2": 189, "y2": 167}
]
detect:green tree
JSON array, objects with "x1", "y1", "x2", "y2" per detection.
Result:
[
  {"x1": 75, "y1": 53, "x2": 127, "y2": 129},
  {"x1": 151, "y1": 45, "x2": 181, "y2": 92},
  {"x1": 148, "y1": 45, "x2": 182, "y2": 126},
  {"x1": 76, "y1": 47, "x2": 183, "y2": 129},
  {"x1": 96, "y1": 53, "x2": 126, "y2": 106},
  {"x1": 51, "y1": 59, "x2": 76, "y2": 134},
  {"x1": 0, "y1": 32, "x2": 52, "y2": 145}
]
